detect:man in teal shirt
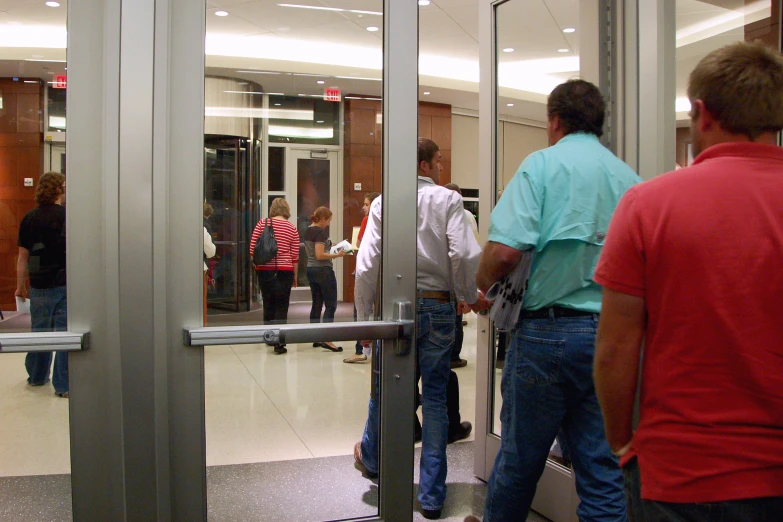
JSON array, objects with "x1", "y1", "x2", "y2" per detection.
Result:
[{"x1": 475, "y1": 80, "x2": 640, "y2": 522}]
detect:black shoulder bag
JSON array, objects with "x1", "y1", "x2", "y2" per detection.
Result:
[{"x1": 253, "y1": 219, "x2": 278, "y2": 266}]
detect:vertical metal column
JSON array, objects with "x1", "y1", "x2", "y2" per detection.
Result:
[
  {"x1": 166, "y1": 0, "x2": 208, "y2": 519},
  {"x1": 379, "y1": 0, "x2": 418, "y2": 519},
  {"x1": 638, "y1": 0, "x2": 676, "y2": 179},
  {"x1": 67, "y1": 0, "x2": 126, "y2": 519}
]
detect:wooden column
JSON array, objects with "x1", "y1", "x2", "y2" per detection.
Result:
[{"x1": 0, "y1": 78, "x2": 43, "y2": 311}]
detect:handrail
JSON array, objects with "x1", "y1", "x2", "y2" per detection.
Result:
[{"x1": 0, "y1": 332, "x2": 89, "y2": 353}]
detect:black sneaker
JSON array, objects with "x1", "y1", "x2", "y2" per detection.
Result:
[
  {"x1": 448, "y1": 421, "x2": 472, "y2": 443},
  {"x1": 273, "y1": 345, "x2": 287, "y2": 354}
]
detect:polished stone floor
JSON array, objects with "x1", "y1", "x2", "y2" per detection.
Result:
[{"x1": 0, "y1": 310, "x2": 519, "y2": 521}]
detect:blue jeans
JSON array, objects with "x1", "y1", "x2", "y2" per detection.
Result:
[
  {"x1": 485, "y1": 314, "x2": 626, "y2": 522},
  {"x1": 624, "y1": 457, "x2": 783, "y2": 521},
  {"x1": 26, "y1": 286, "x2": 68, "y2": 394},
  {"x1": 360, "y1": 298, "x2": 455, "y2": 511}
]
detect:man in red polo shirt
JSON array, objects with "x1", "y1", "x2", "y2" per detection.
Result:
[{"x1": 593, "y1": 41, "x2": 783, "y2": 520}]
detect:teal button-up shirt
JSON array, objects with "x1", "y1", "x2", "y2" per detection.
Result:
[{"x1": 488, "y1": 132, "x2": 641, "y2": 313}]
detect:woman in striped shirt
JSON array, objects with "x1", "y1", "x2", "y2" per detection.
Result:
[{"x1": 250, "y1": 198, "x2": 300, "y2": 355}]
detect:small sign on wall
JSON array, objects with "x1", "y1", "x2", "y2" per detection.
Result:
[
  {"x1": 324, "y1": 87, "x2": 341, "y2": 102},
  {"x1": 53, "y1": 75, "x2": 67, "y2": 89}
]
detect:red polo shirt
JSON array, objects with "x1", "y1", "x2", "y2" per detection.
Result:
[{"x1": 594, "y1": 142, "x2": 783, "y2": 503}]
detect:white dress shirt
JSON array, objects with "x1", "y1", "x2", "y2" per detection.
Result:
[
  {"x1": 464, "y1": 208, "x2": 479, "y2": 241},
  {"x1": 354, "y1": 176, "x2": 481, "y2": 320}
]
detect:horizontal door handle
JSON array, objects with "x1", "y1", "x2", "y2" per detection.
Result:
[
  {"x1": 0, "y1": 332, "x2": 89, "y2": 353},
  {"x1": 184, "y1": 320, "x2": 413, "y2": 347}
]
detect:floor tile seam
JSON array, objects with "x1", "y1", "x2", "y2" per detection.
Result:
[{"x1": 229, "y1": 344, "x2": 316, "y2": 459}]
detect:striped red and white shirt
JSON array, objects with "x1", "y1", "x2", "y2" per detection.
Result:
[{"x1": 249, "y1": 218, "x2": 300, "y2": 271}]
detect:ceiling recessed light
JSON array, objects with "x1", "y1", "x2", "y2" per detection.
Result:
[
  {"x1": 274, "y1": 103, "x2": 282, "y2": 106},
  {"x1": 423, "y1": 91, "x2": 430, "y2": 95},
  {"x1": 317, "y1": 120, "x2": 324, "y2": 123},
  {"x1": 215, "y1": 10, "x2": 228, "y2": 17},
  {"x1": 558, "y1": 48, "x2": 569, "y2": 53},
  {"x1": 45, "y1": 1, "x2": 60, "y2": 7},
  {"x1": 507, "y1": 103, "x2": 514, "y2": 107},
  {"x1": 418, "y1": 0, "x2": 431, "y2": 5},
  {"x1": 317, "y1": 80, "x2": 325, "y2": 84},
  {"x1": 366, "y1": 26, "x2": 379, "y2": 32},
  {"x1": 502, "y1": 48, "x2": 514, "y2": 53},
  {"x1": 563, "y1": 27, "x2": 576, "y2": 33}
]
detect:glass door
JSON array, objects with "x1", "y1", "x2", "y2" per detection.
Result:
[
  {"x1": 285, "y1": 149, "x2": 340, "y2": 291},
  {"x1": 167, "y1": 1, "x2": 420, "y2": 520},
  {"x1": 475, "y1": 0, "x2": 611, "y2": 520}
]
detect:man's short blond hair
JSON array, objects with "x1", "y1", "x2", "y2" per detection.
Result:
[
  {"x1": 269, "y1": 198, "x2": 291, "y2": 219},
  {"x1": 688, "y1": 41, "x2": 783, "y2": 139}
]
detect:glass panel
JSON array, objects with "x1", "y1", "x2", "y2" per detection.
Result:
[
  {"x1": 673, "y1": 1, "x2": 776, "y2": 166},
  {"x1": 267, "y1": 146, "x2": 285, "y2": 191},
  {"x1": 0, "y1": 0, "x2": 72, "y2": 516},
  {"x1": 203, "y1": 1, "x2": 384, "y2": 519},
  {"x1": 491, "y1": 0, "x2": 581, "y2": 443}
]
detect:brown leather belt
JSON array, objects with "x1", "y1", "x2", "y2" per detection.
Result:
[
  {"x1": 520, "y1": 306, "x2": 595, "y2": 319},
  {"x1": 416, "y1": 290, "x2": 452, "y2": 303}
]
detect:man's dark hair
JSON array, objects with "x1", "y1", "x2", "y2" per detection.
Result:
[
  {"x1": 444, "y1": 183, "x2": 461, "y2": 195},
  {"x1": 418, "y1": 137, "x2": 439, "y2": 166},
  {"x1": 547, "y1": 79, "x2": 605, "y2": 137}
]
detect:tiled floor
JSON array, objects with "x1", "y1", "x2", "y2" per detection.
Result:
[{"x1": 0, "y1": 312, "x2": 521, "y2": 521}]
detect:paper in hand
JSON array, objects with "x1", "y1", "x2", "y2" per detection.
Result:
[
  {"x1": 15, "y1": 296, "x2": 30, "y2": 314},
  {"x1": 486, "y1": 250, "x2": 534, "y2": 331},
  {"x1": 330, "y1": 239, "x2": 353, "y2": 255}
]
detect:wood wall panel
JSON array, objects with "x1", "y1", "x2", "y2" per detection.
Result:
[
  {"x1": 342, "y1": 98, "x2": 452, "y2": 301},
  {"x1": 0, "y1": 78, "x2": 43, "y2": 311}
]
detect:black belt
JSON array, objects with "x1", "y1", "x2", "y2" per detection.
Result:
[{"x1": 519, "y1": 306, "x2": 595, "y2": 320}]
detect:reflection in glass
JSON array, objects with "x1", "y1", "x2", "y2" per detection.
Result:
[{"x1": 673, "y1": 0, "x2": 775, "y2": 168}]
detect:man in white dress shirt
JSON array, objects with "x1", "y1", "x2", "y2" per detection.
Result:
[{"x1": 352, "y1": 138, "x2": 488, "y2": 520}]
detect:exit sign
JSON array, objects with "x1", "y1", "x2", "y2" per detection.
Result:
[
  {"x1": 53, "y1": 75, "x2": 67, "y2": 89},
  {"x1": 324, "y1": 87, "x2": 341, "y2": 102}
]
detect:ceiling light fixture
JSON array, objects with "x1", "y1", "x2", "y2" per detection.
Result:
[
  {"x1": 366, "y1": 26, "x2": 379, "y2": 32},
  {"x1": 563, "y1": 27, "x2": 576, "y2": 33},
  {"x1": 317, "y1": 80, "x2": 325, "y2": 84},
  {"x1": 45, "y1": 1, "x2": 60, "y2": 7},
  {"x1": 558, "y1": 48, "x2": 569, "y2": 53},
  {"x1": 334, "y1": 75, "x2": 381, "y2": 81},
  {"x1": 503, "y1": 48, "x2": 514, "y2": 53},
  {"x1": 418, "y1": 0, "x2": 431, "y2": 5},
  {"x1": 215, "y1": 10, "x2": 228, "y2": 17},
  {"x1": 277, "y1": 4, "x2": 381, "y2": 16},
  {"x1": 236, "y1": 70, "x2": 281, "y2": 75},
  {"x1": 507, "y1": 103, "x2": 514, "y2": 107},
  {"x1": 317, "y1": 120, "x2": 324, "y2": 123},
  {"x1": 423, "y1": 91, "x2": 430, "y2": 95},
  {"x1": 298, "y1": 93, "x2": 306, "y2": 96}
]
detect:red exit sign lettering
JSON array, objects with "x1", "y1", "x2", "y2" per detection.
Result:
[
  {"x1": 53, "y1": 75, "x2": 67, "y2": 89},
  {"x1": 324, "y1": 87, "x2": 341, "y2": 102}
]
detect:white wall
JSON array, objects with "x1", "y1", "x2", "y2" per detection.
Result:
[{"x1": 451, "y1": 113, "x2": 547, "y2": 193}]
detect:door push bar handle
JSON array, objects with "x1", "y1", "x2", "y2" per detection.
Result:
[
  {"x1": 0, "y1": 332, "x2": 89, "y2": 353},
  {"x1": 184, "y1": 301, "x2": 414, "y2": 349}
]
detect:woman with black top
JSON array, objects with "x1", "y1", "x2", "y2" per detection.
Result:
[{"x1": 304, "y1": 206, "x2": 344, "y2": 352}]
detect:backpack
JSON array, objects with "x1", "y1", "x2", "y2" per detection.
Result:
[{"x1": 253, "y1": 219, "x2": 278, "y2": 266}]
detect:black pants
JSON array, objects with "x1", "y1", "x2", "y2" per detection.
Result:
[
  {"x1": 452, "y1": 313, "x2": 464, "y2": 361},
  {"x1": 415, "y1": 369, "x2": 461, "y2": 439},
  {"x1": 307, "y1": 266, "x2": 337, "y2": 323},
  {"x1": 257, "y1": 270, "x2": 294, "y2": 326},
  {"x1": 624, "y1": 457, "x2": 783, "y2": 521}
]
